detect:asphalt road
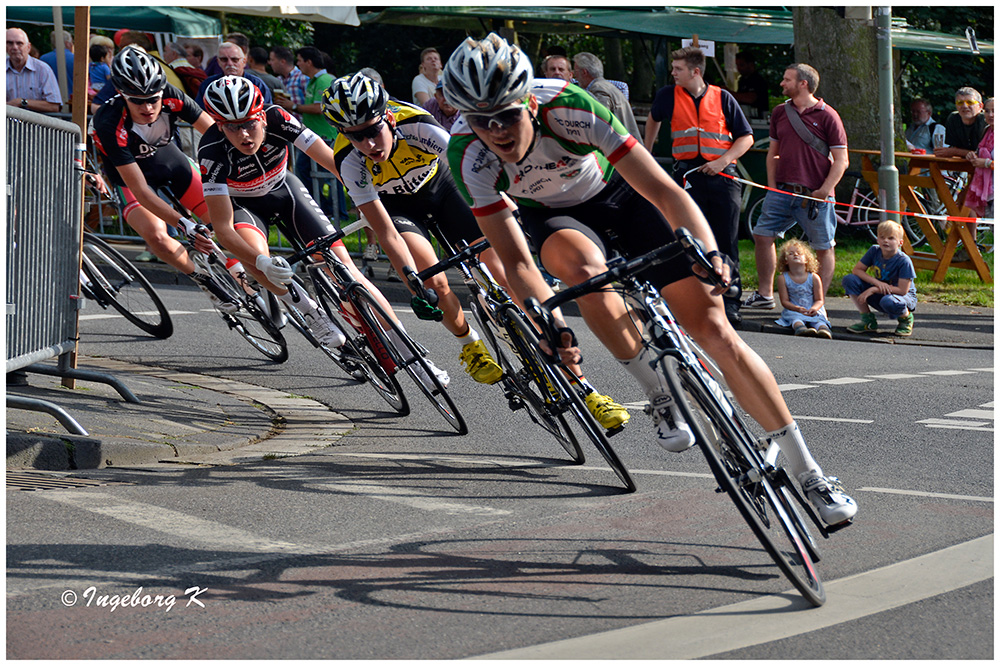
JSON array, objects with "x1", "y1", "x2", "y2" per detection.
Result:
[{"x1": 6, "y1": 284, "x2": 994, "y2": 659}]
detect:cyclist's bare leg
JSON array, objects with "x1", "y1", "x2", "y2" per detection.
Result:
[
  {"x1": 477, "y1": 243, "x2": 511, "y2": 293},
  {"x1": 401, "y1": 230, "x2": 469, "y2": 336},
  {"x1": 125, "y1": 206, "x2": 198, "y2": 274},
  {"x1": 661, "y1": 275, "x2": 792, "y2": 432},
  {"x1": 751, "y1": 233, "x2": 778, "y2": 299},
  {"x1": 539, "y1": 228, "x2": 643, "y2": 361},
  {"x1": 329, "y1": 242, "x2": 400, "y2": 325}
]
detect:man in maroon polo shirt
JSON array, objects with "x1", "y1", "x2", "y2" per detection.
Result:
[{"x1": 744, "y1": 63, "x2": 848, "y2": 309}]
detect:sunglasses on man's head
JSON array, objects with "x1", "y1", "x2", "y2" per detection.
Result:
[
  {"x1": 125, "y1": 93, "x2": 163, "y2": 106},
  {"x1": 221, "y1": 116, "x2": 263, "y2": 133},
  {"x1": 956, "y1": 100, "x2": 981, "y2": 107},
  {"x1": 341, "y1": 116, "x2": 385, "y2": 142},
  {"x1": 464, "y1": 106, "x2": 525, "y2": 131}
]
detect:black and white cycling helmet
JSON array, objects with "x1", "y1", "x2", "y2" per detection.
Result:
[
  {"x1": 321, "y1": 72, "x2": 389, "y2": 129},
  {"x1": 110, "y1": 45, "x2": 167, "y2": 97},
  {"x1": 202, "y1": 76, "x2": 264, "y2": 122},
  {"x1": 440, "y1": 32, "x2": 533, "y2": 112}
]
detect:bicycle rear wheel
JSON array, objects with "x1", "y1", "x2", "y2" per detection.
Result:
[
  {"x1": 313, "y1": 276, "x2": 408, "y2": 415},
  {"x1": 662, "y1": 356, "x2": 825, "y2": 606},
  {"x1": 194, "y1": 253, "x2": 287, "y2": 363},
  {"x1": 501, "y1": 308, "x2": 634, "y2": 491},
  {"x1": 81, "y1": 234, "x2": 172, "y2": 339},
  {"x1": 473, "y1": 300, "x2": 584, "y2": 463}
]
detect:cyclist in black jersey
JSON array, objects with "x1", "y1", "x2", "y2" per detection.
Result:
[
  {"x1": 90, "y1": 45, "x2": 237, "y2": 311},
  {"x1": 198, "y1": 75, "x2": 448, "y2": 384}
]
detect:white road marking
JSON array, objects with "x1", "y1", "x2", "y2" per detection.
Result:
[
  {"x1": 946, "y1": 409, "x2": 995, "y2": 420},
  {"x1": 811, "y1": 377, "x2": 874, "y2": 385},
  {"x1": 857, "y1": 487, "x2": 993, "y2": 503},
  {"x1": 921, "y1": 370, "x2": 978, "y2": 376},
  {"x1": 922, "y1": 423, "x2": 994, "y2": 432},
  {"x1": 469, "y1": 534, "x2": 994, "y2": 660},
  {"x1": 776, "y1": 383, "x2": 818, "y2": 391},
  {"x1": 865, "y1": 373, "x2": 925, "y2": 380}
]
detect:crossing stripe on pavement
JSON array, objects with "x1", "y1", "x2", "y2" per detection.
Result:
[{"x1": 468, "y1": 534, "x2": 994, "y2": 660}]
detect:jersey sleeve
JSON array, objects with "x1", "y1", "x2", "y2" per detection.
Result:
[
  {"x1": 446, "y1": 124, "x2": 507, "y2": 215},
  {"x1": 164, "y1": 83, "x2": 204, "y2": 125},
  {"x1": 337, "y1": 149, "x2": 380, "y2": 207},
  {"x1": 90, "y1": 102, "x2": 135, "y2": 169},
  {"x1": 265, "y1": 105, "x2": 318, "y2": 152},
  {"x1": 540, "y1": 84, "x2": 636, "y2": 165}
]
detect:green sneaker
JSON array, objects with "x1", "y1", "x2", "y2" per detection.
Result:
[
  {"x1": 847, "y1": 313, "x2": 878, "y2": 334},
  {"x1": 895, "y1": 312, "x2": 914, "y2": 337}
]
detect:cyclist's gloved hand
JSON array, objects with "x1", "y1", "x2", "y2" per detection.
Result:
[
  {"x1": 554, "y1": 325, "x2": 583, "y2": 366},
  {"x1": 256, "y1": 254, "x2": 294, "y2": 285},
  {"x1": 176, "y1": 216, "x2": 199, "y2": 238},
  {"x1": 410, "y1": 295, "x2": 444, "y2": 321}
]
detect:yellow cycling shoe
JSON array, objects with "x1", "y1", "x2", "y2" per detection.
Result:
[
  {"x1": 459, "y1": 339, "x2": 504, "y2": 385},
  {"x1": 584, "y1": 392, "x2": 630, "y2": 430}
]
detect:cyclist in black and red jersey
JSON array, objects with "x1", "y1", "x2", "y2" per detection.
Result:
[
  {"x1": 198, "y1": 76, "x2": 448, "y2": 385},
  {"x1": 90, "y1": 46, "x2": 236, "y2": 311}
]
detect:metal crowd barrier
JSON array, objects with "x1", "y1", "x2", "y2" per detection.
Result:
[{"x1": 6, "y1": 107, "x2": 137, "y2": 437}]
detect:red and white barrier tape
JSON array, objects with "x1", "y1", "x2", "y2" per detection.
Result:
[{"x1": 680, "y1": 167, "x2": 994, "y2": 227}]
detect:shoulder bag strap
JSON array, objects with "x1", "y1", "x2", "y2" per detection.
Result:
[{"x1": 784, "y1": 100, "x2": 830, "y2": 158}]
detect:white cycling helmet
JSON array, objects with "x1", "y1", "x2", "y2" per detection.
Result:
[
  {"x1": 202, "y1": 76, "x2": 264, "y2": 122},
  {"x1": 111, "y1": 45, "x2": 167, "y2": 97},
  {"x1": 321, "y1": 72, "x2": 389, "y2": 129},
  {"x1": 440, "y1": 32, "x2": 533, "y2": 112}
]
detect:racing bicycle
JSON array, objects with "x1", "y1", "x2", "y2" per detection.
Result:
[
  {"x1": 283, "y1": 226, "x2": 467, "y2": 435},
  {"x1": 526, "y1": 228, "x2": 839, "y2": 606}
]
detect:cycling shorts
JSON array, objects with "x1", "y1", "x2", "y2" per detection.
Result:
[
  {"x1": 378, "y1": 164, "x2": 483, "y2": 249},
  {"x1": 116, "y1": 143, "x2": 207, "y2": 221},
  {"x1": 230, "y1": 173, "x2": 343, "y2": 251},
  {"x1": 517, "y1": 173, "x2": 696, "y2": 290}
]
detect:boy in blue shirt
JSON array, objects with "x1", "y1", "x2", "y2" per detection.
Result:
[{"x1": 842, "y1": 220, "x2": 917, "y2": 336}]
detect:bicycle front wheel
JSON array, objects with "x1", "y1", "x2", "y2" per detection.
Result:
[
  {"x1": 313, "y1": 276, "x2": 408, "y2": 414},
  {"x1": 353, "y1": 287, "x2": 463, "y2": 432},
  {"x1": 82, "y1": 234, "x2": 172, "y2": 339},
  {"x1": 195, "y1": 253, "x2": 287, "y2": 363},
  {"x1": 474, "y1": 301, "x2": 584, "y2": 464},
  {"x1": 662, "y1": 356, "x2": 825, "y2": 606},
  {"x1": 501, "y1": 308, "x2": 634, "y2": 492}
]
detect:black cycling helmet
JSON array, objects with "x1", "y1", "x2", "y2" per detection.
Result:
[
  {"x1": 202, "y1": 76, "x2": 264, "y2": 122},
  {"x1": 110, "y1": 45, "x2": 167, "y2": 97},
  {"x1": 440, "y1": 32, "x2": 533, "y2": 112},
  {"x1": 321, "y1": 72, "x2": 389, "y2": 129}
]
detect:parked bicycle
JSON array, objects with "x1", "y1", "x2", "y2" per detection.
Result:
[
  {"x1": 80, "y1": 231, "x2": 173, "y2": 339},
  {"x1": 527, "y1": 227, "x2": 837, "y2": 606},
  {"x1": 284, "y1": 225, "x2": 467, "y2": 434}
]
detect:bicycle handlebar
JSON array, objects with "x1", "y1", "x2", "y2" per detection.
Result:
[
  {"x1": 525, "y1": 228, "x2": 735, "y2": 355},
  {"x1": 403, "y1": 238, "x2": 492, "y2": 307}
]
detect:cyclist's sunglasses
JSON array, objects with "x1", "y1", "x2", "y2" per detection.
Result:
[
  {"x1": 464, "y1": 106, "x2": 525, "y2": 131},
  {"x1": 125, "y1": 93, "x2": 163, "y2": 106},
  {"x1": 341, "y1": 116, "x2": 385, "y2": 141},
  {"x1": 220, "y1": 115, "x2": 263, "y2": 133}
]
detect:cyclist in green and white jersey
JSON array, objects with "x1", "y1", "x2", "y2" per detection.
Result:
[{"x1": 442, "y1": 34, "x2": 856, "y2": 527}]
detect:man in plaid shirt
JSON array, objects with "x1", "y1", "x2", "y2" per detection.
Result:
[{"x1": 269, "y1": 46, "x2": 307, "y2": 116}]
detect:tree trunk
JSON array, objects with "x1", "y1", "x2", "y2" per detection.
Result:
[{"x1": 793, "y1": 6, "x2": 884, "y2": 181}]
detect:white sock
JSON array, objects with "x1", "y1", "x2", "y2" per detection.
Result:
[
  {"x1": 277, "y1": 280, "x2": 318, "y2": 312},
  {"x1": 619, "y1": 346, "x2": 667, "y2": 397},
  {"x1": 766, "y1": 422, "x2": 822, "y2": 482},
  {"x1": 455, "y1": 326, "x2": 479, "y2": 346}
]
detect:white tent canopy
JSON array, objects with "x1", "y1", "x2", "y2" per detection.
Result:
[{"x1": 187, "y1": 6, "x2": 359, "y2": 27}]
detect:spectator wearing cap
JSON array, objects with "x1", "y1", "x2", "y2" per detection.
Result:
[
  {"x1": 6, "y1": 27, "x2": 61, "y2": 113},
  {"x1": 423, "y1": 79, "x2": 459, "y2": 131}
]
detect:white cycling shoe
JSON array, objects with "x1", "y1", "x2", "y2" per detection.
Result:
[
  {"x1": 799, "y1": 473, "x2": 858, "y2": 526},
  {"x1": 415, "y1": 357, "x2": 450, "y2": 389},
  {"x1": 304, "y1": 309, "x2": 346, "y2": 349},
  {"x1": 648, "y1": 391, "x2": 695, "y2": 452}
]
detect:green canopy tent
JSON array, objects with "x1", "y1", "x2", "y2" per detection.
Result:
[
  {"x1": 359, "y1": 6, "x2": 993, "y2": 55},
  {"x1": 6, "y1": 6, "x2": 221, "y2": 37}
]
